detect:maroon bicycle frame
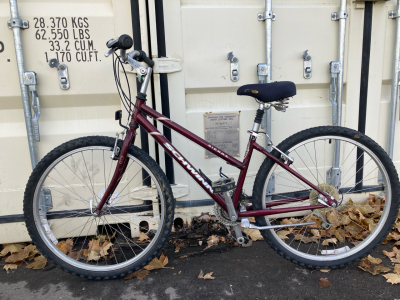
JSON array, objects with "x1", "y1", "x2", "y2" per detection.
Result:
[{"x1": 95, "y1": 97, "x2": 336, "y2": 216}]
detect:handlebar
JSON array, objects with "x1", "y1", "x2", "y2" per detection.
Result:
[
  {"x1": 106, "y1": 34, "x2": 154, "y2": 67},
  {"x1": 106, "y1": 34, "x2": 133, "y2": 50}
]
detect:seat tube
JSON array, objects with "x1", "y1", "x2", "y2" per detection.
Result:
[{"x1": 253, "y1": 104, "x2": 265, "y2": 132}]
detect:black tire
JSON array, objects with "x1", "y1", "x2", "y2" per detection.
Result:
[
  {"x1": 24, "y1": 136, "x2": 174, "y2": 279},
  {"x1": 252, "y1": 126, "x2": 400, "y2": 269}
]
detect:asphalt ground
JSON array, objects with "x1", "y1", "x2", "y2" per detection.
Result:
[{"x1": 1, "y1": 240, "x2": 400, "y2": 300}]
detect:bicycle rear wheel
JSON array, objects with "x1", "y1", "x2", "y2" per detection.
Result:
[
  {"x1": 252, "y1": 126, "x2": 400, "y2": 269},
  {"x1": 24, "y1": 136, "x2": 174, "y2": 279}
]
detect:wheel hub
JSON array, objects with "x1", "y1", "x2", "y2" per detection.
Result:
[{"x1": 309, "y1": 183, "x2": 339, "y2": 206}]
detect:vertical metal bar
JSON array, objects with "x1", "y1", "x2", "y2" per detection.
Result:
[
  {"x1": 328, "y1": 0, "x2": 347, "y2": 189},
  {"x1": 258, "y1": 0, "x2": 276, "y2": 200},
  {"x1": 387, "y1": 0, "x2": 400, "y2": 160},
  {"x1": 264, "y1": 0, "x2": 272, "y2": 153},
  {"x1": 154, "y1": 0, "x2": 175, "y2": 184},
  {"x1": 9, "y1": 0, "x2": 38, "y2": 169},
  {"x1": 131, "y1": 0, "x2": 151, "y2": 186},
  {"x1": 355, "y1": 2, "x2": 373, "y2": 191},
  {"x1": 332, "y1": 0, "x2": 347, "y2": 171}
]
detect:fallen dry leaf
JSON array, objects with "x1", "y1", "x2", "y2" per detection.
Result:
[
  {"x1": 203, "y1": 272, "x2": 215, "y2": 280},
  {"x1": 394, "y1": 264, "x2": 400, "y2": 275},
  {"x1": 294, "y1": 234, "x2": 319, "y2": 244},
  {"x1": 243, "y1": 229, "x2": 263, "y2": 241},
  {"x1": 277, "y1": 230, "x2": 292, "y2": 240},
  {"x1": 96, "y1": 231, "x2": 116, "y2": 243},
  {"x1": 25, "y1": 255, "x2": 47, "y2": 270},
  {"x1": 5, "y1": 245, "x2": 37, "y2": 263},
  {"x1": 87, "y1": 239, "x2": 101, "y2": 253},
  {"x1": 198, "y1": 270, "x2": 204, "y2": 279},
  {"x1": 383, "y1": 273, "x2": 400, "y2": 284},
  {"x1": 359, "y1": 257, "x2": 372, "y2": 269},
  {"x1": 124, "y1": 269, "x2": 150, "y2": 280},
  {"x1": 204, "y1": 235, "x2": 220, "y2": 250},
  {"x1": 144, "y1": 254, "x2": 171, "y2": 270},
  {"x1": 318, "y1": 278, "x2": 332, "y2": 288},
  {"x1": 138, "y1": 232, "x2": 150, "y2": 242},
  {"x1": 321, "y1": 238, "x2": 337, "y2": 246},
  {"x1": 359, "y1": 264, "x2": 391, "y2": 275},
  {"x1": 99, "y1": 242, "x2": 113, "y2": 257},
  {"x1": 390, "y1": 254, "x2": 400, "y2": 264},
  {"x1": 3, "y1": 264, "x2": 18, "y2": 272},
  {"x1": 383, "y1": 250, "x2": 396, "y2": 258},
  {"x1": 56, "y1": 239, "x2": 73, "y2": 255},
  {"x1": 0, "y1": 244, "x2": 25, "y2": 257},
  {"x1": 86, "y1": 250, "x2": 100, "y2": 261},
  {"x1": 68, "y1": 250, "x2": 84, "y2": 261},
  {"x1": 367, "y1": 255, "x2": 382, "y2": 265},
  {"x1": 320, "y1": 269, "x2": 330, "y2": 273}
]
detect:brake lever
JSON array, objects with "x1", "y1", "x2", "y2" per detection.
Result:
[{"x1": 104, "y1": 48, "x2": 114, "y2": 58}]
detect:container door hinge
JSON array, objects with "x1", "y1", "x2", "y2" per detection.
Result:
[
  {"x1": 23, "y1": 71, "x2": 40, "y2": 141},
  {"x1": 329, "y1": 61, "x2": 341, "y2": 125},
  {"x1": 48, "y1": 58, "x2": 70, "y2": 90},
  {"x1": 7, "y1": 18, "x2": 29, "y2": 29}
]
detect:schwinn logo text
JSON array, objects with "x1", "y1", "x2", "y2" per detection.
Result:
[
  {"x1": 164, "y1": 143, "x2": 213, "y2": 193},
  {"x1": 208, "y1": 145, "x2": 229, "y2": 158}
]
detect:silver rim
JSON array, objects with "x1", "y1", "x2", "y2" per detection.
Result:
[
  {"x1": 33, "y1": 146, "x2": 165, "y2": 272},
  {"x1": 261, "y1": 135, "x2": 391, "y2": 262}
]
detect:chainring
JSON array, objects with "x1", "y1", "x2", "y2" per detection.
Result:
[{"x1": 214, "y1": 203, "x2": 237, "y2": 226}]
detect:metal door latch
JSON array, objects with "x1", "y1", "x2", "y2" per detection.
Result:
[
  {"x1": 23, "y1": 71, "x2": 40, "y2": 141},
  {"x1": 48, "y1": 58, "x2": 70, "y2": 90},
  {"x1": 227, "y1": 52, "x2": 239, "y2": 82},
  {"x1": 329, "y1": 61, "x2": 341, "y2": 125},
  {"x1": 303, "y1": 50, "x2": 312, "y2": 79}
]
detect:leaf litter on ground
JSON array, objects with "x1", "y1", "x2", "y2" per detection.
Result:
[{"x1": 124, "y1": 253, "x2": 173, "y2": 280}]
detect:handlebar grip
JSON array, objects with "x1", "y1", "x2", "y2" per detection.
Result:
[
  {"x1": 133, "y1": 50, "x2": 154, "y2": 67},
  {"x1": 106, "y1": 34, "x2": 133, "y2": 50},
  {"x1": 142, "y1": 55, "x2": 154, "y2": 68}
]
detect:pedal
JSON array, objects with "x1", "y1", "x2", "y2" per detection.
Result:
[
  {"x1": 199, "y1": 169, "x2": 212, "y2": 186},
  {"x1": 212, "y1": 177, "x2": 236, "y2": 193}
]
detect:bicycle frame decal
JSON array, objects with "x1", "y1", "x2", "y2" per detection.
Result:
[
  {"x1": 164, "y1": 142, "x2": 213, "y2": 194},
  {"x1": 97, "y1": 97, "x2": 335, "y2": 216}
]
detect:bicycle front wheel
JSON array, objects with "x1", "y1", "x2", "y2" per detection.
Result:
[
  {"x1": 24, "y1": 136, "x2": 174, "y2": 279},
  {"x1": 252, "y1": 126, "x2": 400, "y2": 269}
]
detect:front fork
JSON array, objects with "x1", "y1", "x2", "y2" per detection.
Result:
[{"x1": 94, "y1": 124, "x2": 138, "y2": 214}]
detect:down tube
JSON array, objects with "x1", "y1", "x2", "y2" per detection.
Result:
[{"x1": 136, "y1": 114, "x2": 227, "y2": 210}]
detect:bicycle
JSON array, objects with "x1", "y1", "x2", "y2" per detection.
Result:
[{"x1": 24, "y1": 34, "x2": 400, "y2": 279}]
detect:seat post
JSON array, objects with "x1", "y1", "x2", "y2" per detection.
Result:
[{"x1": 252, "y1": 103, "x2": 266, "y2": 132}]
